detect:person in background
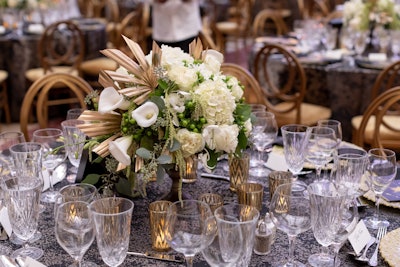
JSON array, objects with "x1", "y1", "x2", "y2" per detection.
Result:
[{"x1": 150, "y1": 0, "x2": 203, "y2": 52}]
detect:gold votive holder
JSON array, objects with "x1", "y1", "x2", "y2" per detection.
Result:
[
  {"x1": 182, "y1": 155, "x2": 198, "y2": 183},
  {"x1": 229, "y1": 152, "x2": 250, "y2": 191},
  {"x1": 198, "y1": 193, "x2": 224, "y2": 214},
  {"x1": 148, "y1": 200, "x2": 172, "y2": 251},
  {"x1": 237, "y1": 182, "x2": 264, "y2": 211},
  {"x1": 268, "y1": 171, "x2": 293, "y2": 200}
]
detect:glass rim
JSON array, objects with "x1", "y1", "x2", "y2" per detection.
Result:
[
  {"x1": 214, "y1": 203, "x2": 260, "y2": 224},
  {"x1": 89, "y1": 197, "x2": 134, "y2": 216}
]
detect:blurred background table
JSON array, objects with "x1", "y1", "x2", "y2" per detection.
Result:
[{"x1": 0, "y1": 18, "x2": 107, "y2": 122}]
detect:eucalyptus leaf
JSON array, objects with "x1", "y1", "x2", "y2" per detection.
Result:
[
  {"x1": 136, "y1": 147, "x2": 152, "y2": 159},
  {"x1": 156, "y1": 165, "x2": 165, "y2": 183},
  {"x1": 150, "y1": 96, "x2": 165, "y2": 110},
  {"x1": 115, "y1": 178, "x2": 134, "y2": 197},
  {"x1": 157, "y1": 154, "x2": 172, "y2": 164},
  {"x1": 168, "y1": 138, "x2": 181, "y2": 152}
]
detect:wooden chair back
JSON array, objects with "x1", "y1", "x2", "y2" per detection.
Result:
[
  {"x1": 370, "y1": 60, "x2": 400, "y2": 100},
  {"x1": 252, "y1": 9, "x2": 290, "y2": 37},
  {"x1": 220, "y1": 63, "x2": 267, "y2": 106},
  {"x1": 38, "y1": 20, "x2": 85, "y2": 75},
  {"x1": 78, "y1": 0, "x2": 120, "y2": 23},
  {"x1": 353, "y1": 86, "x2": 400, "y2": 152},
  {"x1": 253, "y1": 43, "x2": 306, "y2": 124},
  {"x1": 20, "y1": 73, "x2": 93, "y2": 141}
]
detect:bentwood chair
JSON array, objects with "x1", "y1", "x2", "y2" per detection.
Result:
[
  {"x1": 20, "y1": 73, "x2": 93, "y2": 141},
  {"x1": 25, "y1": 20, "x2": 85, "y2": 84},
  {"x1": 252, "y1": 43, "x2": 332, "y2": 127},
  {"x1": 0, "y1": 70, "x2": 11, "y2": 124},
  {"x1": 352, "y1": 86, "x2": 400, "y2": 152},
  {"x1": 252, "y1": 7, "x2": 291, "y2": 37},
  {"x1": 220, "y1": 63, "x2": 267, "y2": 106}
]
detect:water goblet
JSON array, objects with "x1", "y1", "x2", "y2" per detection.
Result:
[
  {"x1": 354, "y1": 30, "x2": 368, "y2": 57},
  {"x1": 61, "y1": 119, "x2": 86, "y2": 178},
  {"x1": 322, "y1": 25, "x2": 338, "y2": 51},
  {"x1": 364, "y1": 148, "x2": 397, "y2": 229},
  {"x1": 55, "y1": 201, "x2": 95, "y2": 267},
  {"x1": 32, "y1": 128, "x2": 67, "y2": 203},
  {"x1": 269, "y1": 182, "x2": 311, "y2": 267},
  {"x1": 201, "y1": 212, "x2": 243, "y2": 267},
  {"x1": 317, "y1": 119, "x2": 342, "y2": 146},
  {"x1": 2, "y1": 176, "x2": 43, "y2": 260},
  {"x1": 307, "y1": 181, "x2": 348, "y2": 267},
  {"x1": 249, "y1": 111, "x2": 278, "y2": 177},
  {"x1": 89, "y1": 197, "x2": 134, "y2": 267},
  {"x1": 306, "y1": 126, "x2": 337, "y2": 180},
  {"x1": 66, "y1": 108, "x2": 84, "y2": 120},
  {"x1": 54, "y1": 183, "x2": 98, "y2": 216},
  {"x1": 281, "y1": 124, "x2": 311, "y2": 179},
  {"x1": 390, "y1": 30, "x2": 400, "y2": 60},
  {"x1": 165, "y1": 200, "x2": 216, "y2": 267}
]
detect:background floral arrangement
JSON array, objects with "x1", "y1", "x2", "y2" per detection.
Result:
[
  {"x1": 77, "y1": 36, "x2": 252, "y2": 198},
  {"x1": 343, "y1": 0, "x2": 400, "y2": 30}
]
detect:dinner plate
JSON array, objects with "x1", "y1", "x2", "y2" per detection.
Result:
[
  {"x1": 355, "y1": 57, "x2": 392, "y2": 70},
  {"x1": 380, "y1": 228, "x2": 400, "y2": 267}
]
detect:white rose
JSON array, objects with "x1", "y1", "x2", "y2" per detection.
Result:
[
  {"x1": 176, "y1": 129, "x2": 205, "y2": 157},
  {"x1": 202, "y1": 51, "x2": 223, "y2": 73},
  {"x1": 131, "y1": 101, "x2": 159, "y2": 128},
  {"x1": 225, "y1": 76, "x2": 244, "y2": 101},
  {"x1": 244, "y1": 119, "x2": 252, "y2": 137},
  {"x1": 203, "y1": 124, "x2": 239, "y2": 154}
]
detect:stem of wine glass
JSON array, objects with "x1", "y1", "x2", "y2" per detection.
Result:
[
  {"x1": 374, "y1": 194, "x2": 382, "y2": 222},
  {"x1": 332, "y1": 243, "x2": 341, "y2": 267},
  {"x1": 185, "y1": 256, "x2": 194, "y2": 267},
  {"x1": 315, "y1": 167, "x2": 322, "y2": 180},
  {"x1": 47, "y1": 169, "x2": 55, "y2": 192},
  {"x1": 287, "y1": 234, "x2": 297, "y2": 264}
]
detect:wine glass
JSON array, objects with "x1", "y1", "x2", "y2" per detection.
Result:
[
  {"x1": 165, "y1": 200, "x2": 216, "y2": 267},
  {"x1": 55, "y1": 201, "x2": 95, "y2": 267},
  {"x1": 281, "y1": 124, "x2": 311, "y2": 179},
  {"x1": 66, "y1": 108, "x2": 84, "y2": 120},
  {"x1": 364, "y1": 148, "x2": 397, "y2": 229},
  {"x1": 2, "y1": 176, "x2": 43, "y2": 260},
  {"x1": 61, "y1": 119, "x2": 86, "y2": 179},
  {"x1": 317, "y1": 120, "x2": 342, "y2": 147},
  {"x1": 0, "y1": 131, "x2": 26, "y2": 176},
  {"x1": 32, "y1": 128, "x2": 67, "y2": 203},
  {"x1": 307, "y1": 181, "x2": 348, "y2": 267},
  {"x1": 321, "y1": 25, "x2": 338, "y2": 51},
  {"x1": 306, "y1": 126, "x2": 337, "y2": 180},
  {"x1": 201, "y1": 214, "x2": 243, "y2": 267},
  {"x1": 89, "y1": 197, "x2": 134, "y2": 267},
  {"x1": 354, "y1": 30, "x2": 368, "y2": 57},
  {"x1": 249, "y1": 111, "x2": 278, "y2": 177},
  {"x1": 270, "y1": 182, "x2": 311, "y2": 267},
  {"x1": 331, "y1": 196, "x2": 358, "y2": 267}
]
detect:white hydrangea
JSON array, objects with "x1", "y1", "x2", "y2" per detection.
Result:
[
  {"x1": 176, "y1": 129, "x2": 205, "y2": 157},
  {"x1": 224, "y1": 75, "x2": 244, "y2": 101},
  {"x1": 194, "y1": 79, "x2": 236, "y2": 125},
  {"x1": 202, "y1": 124, "x2": 239, "y2": 154},
  {"x1": 167, "y1": 65, "x2": 198, "y2": 91}
]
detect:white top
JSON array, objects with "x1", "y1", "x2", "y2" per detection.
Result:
[{"x1": 151, "y1": 0, "x2": 202, "y2": 42}]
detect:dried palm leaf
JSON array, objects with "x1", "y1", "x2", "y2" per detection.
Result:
[
  {"x1": 77, "y1": 110, "x2": 121, "y2": 137},
  {"x1": 189, "y1": 38, "x2": 204, "y2": 60},
  {"x1": 92, "y1": 133, "x2": 121, "y2": 158}
]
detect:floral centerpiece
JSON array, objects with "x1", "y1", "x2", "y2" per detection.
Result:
[
  {"x1": 343, "y1": 0, "x2": 400, "y2": 30},
  {"x1": 77, "y1": 36, "x2": 252, "y2": 198},
  {"x1": 0, "y1": 0, "x2": 40, "y2": 9}
]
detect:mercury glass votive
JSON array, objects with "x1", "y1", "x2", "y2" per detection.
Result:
[
  {"x1": 182, "y1": 155, "x2": 198, "y2": 183},
  {"x1": 148, "y1": 200, "x2": 172, "y2": 251}
]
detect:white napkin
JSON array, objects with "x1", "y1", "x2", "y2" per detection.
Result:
[
  {"x1": 368, "y1": 53, "x2": 387, "y2": 62},
  {"x1": 42, "y1": 163, "x2": 67, "y2": 191},
  {"x1": 24, "y1": 257, "x2": 47, "y2": 267},
  {"x1": 0, "y1": 26, "x2": 5, "y2": 35},
  {"x1": 265, "y1": 146, "x2": 288, "y2": 171},
  {"x1": 27, "y1": 24, "x2": 44, "y2": 34}
]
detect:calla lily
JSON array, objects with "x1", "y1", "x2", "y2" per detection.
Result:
[
  {"x1": 109, "y1": 136, "x2": 133, "y2": 166},
  {"x1": 203, "y1": 49, "x2": 224, "y2": 64},
  {"x1": 98, "y1": 87, "x2": 130, "y2": 113},
  {"x1": 131, "y1": 102, "x2": 159, "y2": 128}
]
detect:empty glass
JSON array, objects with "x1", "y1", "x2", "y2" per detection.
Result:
[
  {"x1": 281, "y1": 124, "x2": 311, "y2": 178},
  {"x1": 61, "y1": 119, "x2": 86, "y2": 177},
  {"x1": 213, "y1": 203, "x2": 259, "y2": 267},
  {"x1": 55, "y1": 201, "x2": 95, "y2": 267},
  {"x1": 390, "y1": 30, "x2": 400, "y2": 59},
  {"x1": 165, "y1": 200, "x2": 216, "y2": 267},
  {"x1": 89, "y1": 197, "x2": 134, "y2": 267},
  {"x1": 0, "y1": 131, "x2": 26, "y2": 176},
  {"x1": 55, "y1": 183, "x2": 98, "y2": 216},
  {"x1": 32, "y1": 128, "x2": 67, "y2": 203},
  {"x1": 66, "y1": 108, "x2": 84, "y2": 120},
  {"x1": 270, "y1": 182, "x2": 311, "y2": 267},
  {"x1": 364, "y1": 148, "x2": 397, "y2": 229},
  {"x1": 3, "y1": 176, "x2": 43, "y2": 260}
]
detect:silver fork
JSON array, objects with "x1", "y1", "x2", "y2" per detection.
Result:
[
  {"x1": 368, "y1": 226, "x2": 387, "y2": 266},
  {"x1": 355, "y1": 235, "x2": 376, "y2": 261}
]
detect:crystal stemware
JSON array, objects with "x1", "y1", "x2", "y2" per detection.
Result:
[
  {"x1": 0, "y1": 131, "x2": 26, "y2": 176},
  {"x1": 249, "y1": 111, "x2": 278, "y2": 177},
  {"x1": 270, "y1": 182, "x2": 311, "y2": 267},
  {"x1": 55, "y1": 201, "x2": 95, "y2": 267},
  {"x1": 307, "y1": 181, "x2": 348, "y2": 267},
  {"x1": 306, "y1": 126, "x2": 337, "y2": 180},
  {"x1": 165, "y1": 200, "x2": 216, "y2": 267},
  {"x1": 364, "y1": 148, "x2": 397, "y2": 229},
  {"x1": 32, "y1": 128, "x2": 67, "y2": 203},
  {"x1": 2, "y1": 176, "x2": 43, "y2": 260},
  {"x1": 281, "y1": 124, "x2": 311, "y2": 179}
]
